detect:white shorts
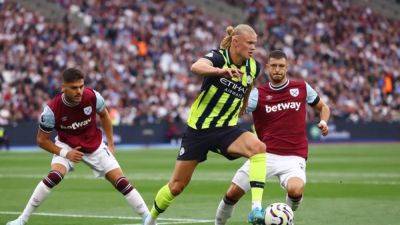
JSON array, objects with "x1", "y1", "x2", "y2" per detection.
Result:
[
  {"x1": 51, "y1": 139, "x2": 120, "y2": 178},
  {"x1": 232, "y1": 153, "x2": 306, "y2": 192}
]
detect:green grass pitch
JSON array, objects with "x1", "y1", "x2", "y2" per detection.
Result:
[{"x1": 1, "y1": 143, "x2": 399, "y2": 225}]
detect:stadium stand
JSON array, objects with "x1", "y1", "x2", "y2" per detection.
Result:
[{"x1": 0, "y1": 0, "x2": 399, "y2": 127}]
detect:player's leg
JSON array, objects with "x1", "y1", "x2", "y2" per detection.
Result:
[
  {"x1": 215, "y1": 160, "x2": 251, "y2": 225},
  {"x1": 83, "y1": 144, "x2": 149, "y2": 219},
  {"x1": 147, "y1": 127, "x2": 209, "y2": 225},
  {"x1": 225, "y1": 131, "x2": 266, "y2": 224},
  {"x1": 146, "y1": 160, "x2": 198, "y2": 224},
  {"x1": 285, "y1": 177, "x2": 305, "y2": 211},
  {"x1": 7, "y1": 162, "x2": 68, "y2": 225},
  {"x1": 215, "y1": 183, "x2": 247, "y2": 225},
  {"x1": 278, "y1": 156, "x2": 306, "y2": 211},
  {"x1": 105, "y1": 168, "x2": 149, "y2": 219}
]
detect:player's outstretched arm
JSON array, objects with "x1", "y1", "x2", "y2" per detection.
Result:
[
  {"x1": 191, "y1": 58, "x2": 242, "y2": 78},
  {"x1": 36, "y1": 129, "x2": 83, "y2": 162},
  {"x1": 313, "y1": 99, "x2": 330, "y2": 136},
  {"x1": 98, "y1": 108, "x2": 115, "y2": 154}
]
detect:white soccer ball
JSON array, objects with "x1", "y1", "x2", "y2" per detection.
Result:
[{"x1": 264, "y1": 202, "x2": 294, "y2": 225}]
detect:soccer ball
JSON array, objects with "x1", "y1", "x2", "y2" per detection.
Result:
[{"x1": 264, "y1": 202, "x2": 294, "y2": 225}]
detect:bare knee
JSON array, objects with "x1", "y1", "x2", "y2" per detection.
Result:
[
  {"x1": 169, "y1": 180, "x2": 188, "y2": 196},
  {"x1": 249, "y1": 141, "x2": 266, "y2": 156},
  {"x1": 287, "y1": 180, "x2": 304, "y2": 198}
]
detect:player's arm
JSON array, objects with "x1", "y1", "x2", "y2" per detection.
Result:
[
  {"x1": 98, "y1": 108, "x2": 115, "y2": 154},
  {"x1": 306, "y1": 82, "x2": 330, "y2": 136},
  {"x1": 190, "y1": 50, "x2": 242, "y2": 78},
  {"x1": 240, "y1": 62, "x2": 261, "y2": 115},
  {"x1": 37, "y1": 106, "x2": 83, "y2": 162},
  {"x1": 239, "y1": 84, "x2": 253, "y2": 116},
  {"x1": 313, "y1": 98, "x2": 330, "y2": 136},
  {"x1": 94, "y1": 90, "x2": 115, "y2": 154}
]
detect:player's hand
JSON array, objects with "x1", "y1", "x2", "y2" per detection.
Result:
[
  {"x1": 66, "y1": 147, "x2": 84, "y2": 162},
  {"x1": 317, "y1": 120, "x2": 329, "y2": 136},
  {"x1": 217, "y1": 68, "x2": 243, "y2": 80}
]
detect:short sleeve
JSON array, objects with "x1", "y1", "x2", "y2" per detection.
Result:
[
  {"x1": 94, "y1": 90, "x2": 106, "y2": 113},
  {"x1": 306, "y1": 82, "x2": 320, "y2": 106},
  {"x1": 246, "y1": 88, "x2": 259, "y2": 113},
  {"x1": 202, "y1": 49, "x2": 225, "y2": 68},
  {"x1": 39, "y1": 105, "x2": 55, "y2": 133},
  {"x1": 255, "y1": 61, "x2": 261, "y2": 78}
]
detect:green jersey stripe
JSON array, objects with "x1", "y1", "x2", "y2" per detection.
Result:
[
  {"x1": 209, "y1": 93, "x2": 236, "y2": 127},
  {"x1": 223, "y1": 98, "x2": 242, "y2": 126},
  {"x1": 187, "y1": 85, "x2": 218, "y2": 128},
  {"x1": 217, "y1": 98, "x2": 241, "y2": 127},
  {"x1": 195, "y1": 88, "x2": 225, "y2": 129}
]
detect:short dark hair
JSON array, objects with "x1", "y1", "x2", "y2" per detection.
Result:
[
  {"x1": 62, "y1": 68, "x2": 84, "y2": 83},
  {"x1": 268, "y1": 50, "x2": 287, "y2": 61}
]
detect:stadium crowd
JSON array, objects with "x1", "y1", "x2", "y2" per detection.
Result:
[{"x1": 0, "y1": 0, "x2": 399, "y2": 126}]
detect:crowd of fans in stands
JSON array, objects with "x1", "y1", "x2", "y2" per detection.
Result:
[{"x1": 0, "y1": 0, "x2": 399, "y2": 126}]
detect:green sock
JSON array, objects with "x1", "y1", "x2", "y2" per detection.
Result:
[
  {"x1": 249, "y1": 153, "x2": 266, "y2": 209},
  {"x1": 150, "y1": 184, "x2": 175, "y2": 218}
]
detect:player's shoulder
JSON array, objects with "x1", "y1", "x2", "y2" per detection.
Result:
[
  {"x1": 288, "y1": 79, "x2": 307, "y2": 87},
  {"x1": 253, "y1": 83, "x2": 269, "y2": 96},
  {"x1": 203, "y1": 48, "x2": 225, "y2": 67},
  {"x1": 83, "y1": 87, "x2": 95, "y2": 95},
  {"x1": 47, "y1": 93, "x2": 62, "y2": 110},
  {"x1": 203, "y1": 48, "x2": 224, "y2": 59}
]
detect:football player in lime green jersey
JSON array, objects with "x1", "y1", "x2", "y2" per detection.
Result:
[{"x1": 144, "y1": 24, "x2": 267, "y2": 225}]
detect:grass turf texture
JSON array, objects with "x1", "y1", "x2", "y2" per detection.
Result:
[{"x1": 0, "y1": 143, "x2": 399, "y2": 225}]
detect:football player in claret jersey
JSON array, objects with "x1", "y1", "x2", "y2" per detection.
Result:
[
  {"x1": 7, "y1": 68, "x2": 149, "y2": 225},
  {"x1": 215, "y1": 50, "x2": 330, "y2": 225}
]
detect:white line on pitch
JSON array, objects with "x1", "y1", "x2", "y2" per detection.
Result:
[
  {"x1": 0, "y1": 211, "x2": 213, "y2": 223},
  {"x1": 1, "y1": 173, "x2": 399, "y2": 185}
]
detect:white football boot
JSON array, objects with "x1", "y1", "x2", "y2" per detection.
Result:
[
  {"x1": 6, "y1": 217, "x2": 26, "y2": 225},
  {"x1": 143, "y1": 213, "x2": 157, "y2": 225}
]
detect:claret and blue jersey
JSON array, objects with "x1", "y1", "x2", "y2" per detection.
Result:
[
  {"x1": 39, "y1": 88, "x2": 106, "y2": 153},
  {"x1": 248, "y1": 79, "x2": 320, "y2": 159}
]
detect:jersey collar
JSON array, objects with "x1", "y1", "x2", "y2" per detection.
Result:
[
  {"x1": 224, "y1": 48, "x2": 248, "y2": 68},
  {"x1": 62, "y1": 94, "x2": 79, "y2": 107},
  {"x1": 269, "y1": 79, "x2": 289, "y2": 91}
]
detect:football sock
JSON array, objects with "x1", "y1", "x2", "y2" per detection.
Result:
[
  {"x1": 215, "y1": 195, "x2": 237, "y2": 225},
  {"x1": 150, "y1": 184, "x2": 175, "y2": 218},
  {"x1": 124, "y1": 189, "x2": 149, "y2": 218},
  {"x1": 249, "y1": 153, "x2": 266, "y2": 209},
  {"x1": 286, "y1": 194, "x2": 302, "y2": 211},
  {"x1": 42, "y1": 170, "x2": 64, "y2": 188},
  {"x1": 20, "y1": 181, "x2": 52, "y2": 222},
  {"x1": 115, "y1": 177, "x2": 149, "y2": 217}
]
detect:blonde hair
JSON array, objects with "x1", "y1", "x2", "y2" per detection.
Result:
[{"x1": 220, "y1": 24, "x2": 256, "y2": 49}]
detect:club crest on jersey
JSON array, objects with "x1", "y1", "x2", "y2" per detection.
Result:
[
  {"x1": 290, "y1": 88, "x2": 299, "y2": 97},
  {"x1": 83, "y1": 106, "x2": 92, "y2": 115},
  {"x1": 266, "y1": 95, "x2": 273, "y2": 100}
]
